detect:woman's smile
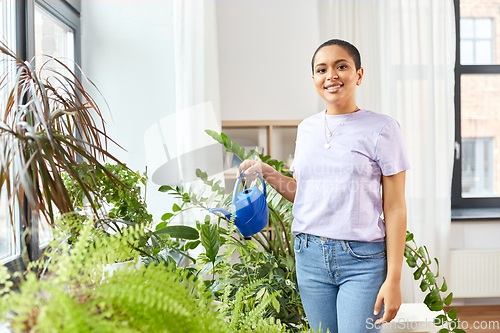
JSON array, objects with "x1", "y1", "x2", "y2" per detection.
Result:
[{"x1": 324, "y1": 82, "x2": 343, "y2": 93}]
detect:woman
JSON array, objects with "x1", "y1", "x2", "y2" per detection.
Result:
[{"x1": 237, "y1": 39, "x2": 410, "y2": 332}]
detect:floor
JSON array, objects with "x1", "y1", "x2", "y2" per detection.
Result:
[{"x1": 444, "y1": 306, "x2": 500, "y2": 333}]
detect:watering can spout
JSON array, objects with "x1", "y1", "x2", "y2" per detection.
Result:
[{"x1": 209, "y1": 207, "x2": 238, "y2": 223}]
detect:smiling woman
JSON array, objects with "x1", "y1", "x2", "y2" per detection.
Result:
[{"x1": 237, "y1": 39, "x2": 410, "y2": 333}]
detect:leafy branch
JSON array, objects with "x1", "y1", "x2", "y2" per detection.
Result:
[{"x1": 404, "y1": 231, "x2": 465, "y2": 333}]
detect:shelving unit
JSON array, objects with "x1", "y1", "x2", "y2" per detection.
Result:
[
  {"x1": 221, "y1": 120, "x2": 301, "y2": 158},
  {"x1": 221, "y1": 119, "x2": 301, "y2": 190}
]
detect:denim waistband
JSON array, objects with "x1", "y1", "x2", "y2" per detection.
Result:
[
  {"x1": 298, "y1": 233, "x2": 385, "y2": 248},
  {"x1": 304, "y1": 234, "x2": 344, "y2": 243}
]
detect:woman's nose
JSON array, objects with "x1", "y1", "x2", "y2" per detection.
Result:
[{"x1": 327, "y1": 69, "x2": 339, "y2": 80}]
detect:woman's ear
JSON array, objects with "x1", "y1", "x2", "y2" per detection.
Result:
[{"x1": 356, "y1": 67, "x2": 364, "y2": 86}]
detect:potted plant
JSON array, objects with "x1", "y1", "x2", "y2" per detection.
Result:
[{"x1": 0, "y1": 42, "x2": 127, "y2": 243}]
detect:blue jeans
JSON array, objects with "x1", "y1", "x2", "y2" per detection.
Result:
[{"x1": 294, "y1": 233, "x2": 387, "y2": 333}]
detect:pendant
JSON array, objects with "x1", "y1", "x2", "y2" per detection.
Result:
[
  {"x1": 324, "y1": 143, "x2": 330, "y2": 149},
  {"x1": 327, "y1": 132, "x2": 332, "y2": 137}
]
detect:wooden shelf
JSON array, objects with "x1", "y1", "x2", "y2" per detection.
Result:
[
  {"x1": 221, "y1": 120, "x2": 301, "y2": 127},
  {"x1": 221, "y1": 120, "x2": 301, "y2": 158}
]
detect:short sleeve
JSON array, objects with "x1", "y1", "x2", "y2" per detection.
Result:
[{"x1": 375, "y1": 119, "x2": 411, "y2": 176}]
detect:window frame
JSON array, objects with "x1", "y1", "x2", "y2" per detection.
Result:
[
  {"x1": 2, "y1": 0, "x2": 80, "y2": 271},
  {"x1": 452, "y1": 0, "x2": 500, "y2": 213}
]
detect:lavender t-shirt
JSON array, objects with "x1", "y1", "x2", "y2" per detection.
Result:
[{"x1": 290, "y1": 109, "x2": 410, "y2": 242}]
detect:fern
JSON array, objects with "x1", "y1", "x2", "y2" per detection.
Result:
[{"x1": 0, "y1": 218, "x2": 291, "y2": 332}]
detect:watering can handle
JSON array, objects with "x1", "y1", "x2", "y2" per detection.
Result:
[{"x1": 232, "y1": 171, "x2": 267, "y2": 206}]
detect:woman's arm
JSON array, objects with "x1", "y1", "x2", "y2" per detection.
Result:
[
  {"x1": 237, "y1": 160, "x2": 297, "y2": 203},
  {"x1": 374, "y1": 171, "x2": 407, "y2": 325}
]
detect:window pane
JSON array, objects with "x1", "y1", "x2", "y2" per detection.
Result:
[
  {"x1": 35, "y1": 4, "x2": 75, "y2": 79},
  {"x1": 0, "y1": 0, "x2": 19, "y2": 262},
  {"x1": 34, "y1": 4, "x2": 75, "y2": 246},
  {"x1": 461, "y1": 40, "x2": 474, "y2": 64},
  {"x1": 475, "y1": 18, "x2": 492, "y2": 39},
  {"x1": 460, "y1": 18, "x2": 474, "y2": 39},
  {"x1": 461, "y1": 0, "x2": 499, "y2": 64},
  {"x1": 461, "y1": 74, "x2": 500, "y2": 197},
  {"x1": 475, "y1": 40, "x2": 492, "y2": 64}
]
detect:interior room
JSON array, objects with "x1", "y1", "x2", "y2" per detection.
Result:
[{"x1": 1, "y1": 0, "x2": 499, "y2": 332}]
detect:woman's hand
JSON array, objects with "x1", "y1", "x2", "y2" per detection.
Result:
[
  {"x1": 237, "y1": 159, "x2": 297, "y2": 203},
  {"x1": 236, "y1": 159, "x2": 269, "y2": 180},
  {"x1": 374, "y1": 279, "x2": 401, "y2": 325}
]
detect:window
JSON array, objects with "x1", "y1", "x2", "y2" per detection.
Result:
[
  {"x1": 460, "y1": 18, "x2": 493, "y2": 64},
  {"x1": 0, "y1": 0, "x2": 80, "y2": 267},
  {"x1": 453, "y1": 0, "x2": 500, "y2": 212},
  {"x1": 0, "y1": 0, "x2": 19, "y2": 263},
  {"x1": 462, "y1": 137, "x2": 494, "y2": 197}
]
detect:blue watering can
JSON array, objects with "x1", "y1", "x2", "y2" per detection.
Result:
[{"x1": 209, "y1": 171, "x2": 268, "y2": 237}]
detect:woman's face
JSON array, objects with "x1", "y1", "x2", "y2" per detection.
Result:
[{"x1": 312, "y1": 45, "x2": 363, "y2": 109}]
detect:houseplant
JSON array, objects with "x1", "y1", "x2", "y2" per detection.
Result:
[
  {"x1": 0, "y1": 217, "x2": 289, "y2": 332},
  {"x1": 0, "y1": 42, "x2": 127, "y2": 235},
  {"x1": 158, "y1": 130, "x2": 464, "y2": 333}
]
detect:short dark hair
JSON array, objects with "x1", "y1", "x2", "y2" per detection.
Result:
[{"x1": 311, "y1": 39, "x2": 362, "y2": 74}]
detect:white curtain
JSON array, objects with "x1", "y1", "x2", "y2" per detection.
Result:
[
  {"x1": 317, "y1": 0, "x2": 456, "y2": 302},
  {"x1": 171, "y1": 0, "x2": 223, "y2": 231}
]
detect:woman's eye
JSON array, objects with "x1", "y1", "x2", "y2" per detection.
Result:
[
  {"x1": 316, "y1": 68, "x2": 325, "y2": 73},
  {"x1": 337, "y1": 65, "x2": 347, "y2": 70}
]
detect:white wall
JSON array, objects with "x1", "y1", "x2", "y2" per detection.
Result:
[
  {"x1": 81, "y1": 1, "x2": 176, "y2": 221},
  {"x1": 216, "y1": 0, "x2": 321, "y2": 121}
]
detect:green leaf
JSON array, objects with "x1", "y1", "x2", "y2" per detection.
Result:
[
  {"x1": 198, "y1": 262, "x2": 214, "y2": 276},
  {"x1": 196, "y1": 168, "x2": 208, "y2": 181},
  {"x1": 420, "y1": 279, "x2": 429, "y2": 292},
  {"x1": 441, "y1": 277, "x2": 448, "y2": 292},
  {"x1": 424, "y1": 287, "x2": 440, "y2": 306},
  {"x1": 447, "y1": 307, "x2": 458, "y2": 320},
  {"x1": 413, "y1": 265, "x2": 425, "y2": 280},
  {"x1": 256, "y1": 288, "x2": 266, "y2": 300},
  {"x1": 172, "y1": 203, "x2": 181, "y2": 212},
  {"x1": 182, "y1": 240, "x2": 201, "y2": 251},
  {"x1": 429, "y1": 301, "x2": 443, "y2": 311},
  {"x1": 272, "y1": 297, "x2": 280, "y2": 313},
  {"x1": 155, "y1": 225, "x2": 199, "y2": 240},
  {"x1": 435, "y1": 258, "x2": 440, "y2": 278},
  {"x1": 435, "y1": 314, "x2": 447, "y2": 326},
  {"x1": 406, "y1": 232, "x2": 414, "y2": 242},
  {"x1": 418, "y1": 246, "x2": 426, "y2": 260},
  {"x1": 161, "y1": 213, "x2": 173, "y2": 221},
  {"x1": 426, "y1": 271, "x2": 436, "y2": 285},
  {"x1": 438, "y1": 329, "x2": 449, "y2": 333},
  {"x1": 155, "y1": 222, "x2": 168, "y2": 230},
  {"x1": 453, "y1": 329, "x2": 466, "y2": 333},
  {"x1": 200, "y1": 224, "x2": 221, "y2": 263},
  {"x1": 444, "y1": 292, "x2": 453, "y2": 306},
  {"x1": 232, "y1": 141, "x2": 240, "y2": 153},
  {"x1": 205, "y1": 129, "x2": 224, "y2": 144},
  {"x1": 204, "y1": 214, "x2": 211, "y2": 223},
  {"x1": 221, "y1": 133, "x2": 230, "y2": 148},
  {"x1": 406, "y1": 255, "x2": 417, "y2": 268},
  {"x1": 158, "y1": 185, "x2": 173, "y2": 193},
  {"x1": 429, "y1": 287, "x2": 440, "y2": 302}
]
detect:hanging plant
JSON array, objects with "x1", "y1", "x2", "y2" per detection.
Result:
[{"x1": 405, "y1": 232, "x2": 465, "y2": 333}]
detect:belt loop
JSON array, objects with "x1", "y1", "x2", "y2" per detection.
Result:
[
  {"x1": 341, "y1": 240, "x2": 347, "y2": 252},
  {"x1": 305, "y1": 234, "x2": 308, "y2": 248}
]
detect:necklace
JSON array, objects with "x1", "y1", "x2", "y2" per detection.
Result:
[{"x1": 323, "y1": 108, "x2": 360, "y2": 149}]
